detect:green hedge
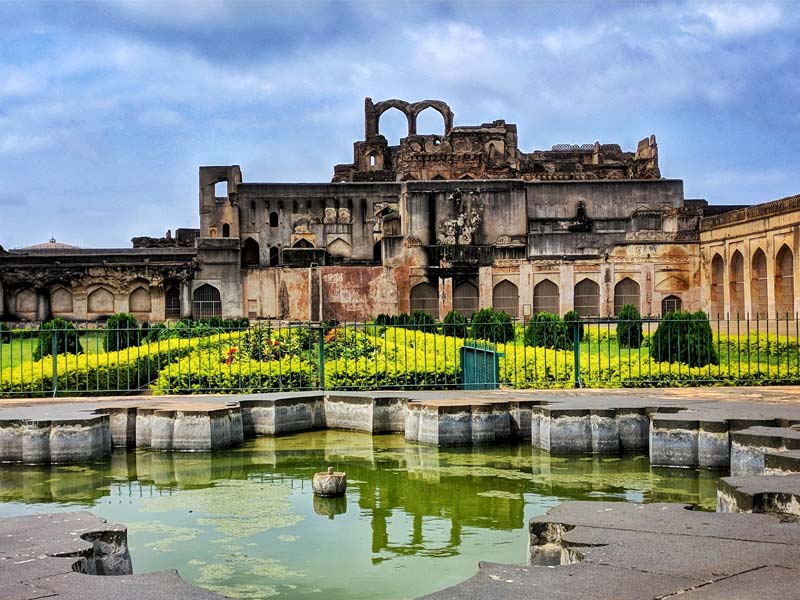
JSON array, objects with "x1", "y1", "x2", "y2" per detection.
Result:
[
  {"x1": 524, "y1": 312, "x2": 570, "y2": 350},
  {"x1": 32, "y1": 318, "x2": 83, "y2": 361}
]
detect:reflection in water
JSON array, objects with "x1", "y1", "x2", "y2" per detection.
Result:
[{"x1": 0, "y1": 431, "x2": 723, "y2": 600}]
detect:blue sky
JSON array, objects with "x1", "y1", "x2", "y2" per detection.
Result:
[{"x1": 1, "y1": 0, "x2": 798, "y2": 248}]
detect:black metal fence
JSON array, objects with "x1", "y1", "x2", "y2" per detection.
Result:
[{"x1": 1, "y1": 314, "x2": 799, "y2": 397}]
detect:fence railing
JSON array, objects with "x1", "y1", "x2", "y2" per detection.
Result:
[{"x1": 1, "y1": 314, "x2": 799, "y2": 397}]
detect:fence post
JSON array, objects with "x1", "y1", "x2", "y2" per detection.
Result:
[
  {"x1": 317, "y1": 325, "x2": 325, "y2": 390},
  {"x1": 51, "y1": 328, "x2": 58, "y2": 397},
  {"x1": 573, "y1": 320, "x2": 581, "y2": 388}
]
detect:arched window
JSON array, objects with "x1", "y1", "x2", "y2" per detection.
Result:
[
  {"x1": 410, "y1": 282, "x2": 439, "y2": 319},
  {"x1": 292, "y1": 238, "x2": 313, "y2": 249},
  {"x1": 776, "y1": 245, "x2": 795, "y2": 317},
  {"x1": 241, "y1": 237, "x2": 260, "y2": 267},
  {"x1": 614, "y1": 277, "x2": 640, "y2": 315},
  {"x1": 368, "y1": 154, "x2": 377, "y2": 167},
  {"x1": 269, "y1": 246, "x2": 280, "y2": 266},
  {"x1": 533, "y1": 279, "x2": 559, "y2": 315},
  {"x1": 192, "y1": 284, "x2": 221, "y2": 318},
  {"x1": 661, "y1": 295, "x2": 682, "y2": 315},
  {"x1": 751, "y1": 248, "x2": 767, "y2": 318},
  {"x1": 165, "y1": 286, "x2": 181, "y2": 319},
  {"x1": 222, "y1": 223, "x2": 231, "y2": 238},
  {"x1": 574, "y1": 279, "x2": 600, "y2": 318},
  {"x1": 269, "y1": 212, "x2": 279, "y2": 228},
  {"x1": 492, "y1": 280, "x2": 519, "y2": 319},
  {"x1": 729, "y1": 250, "x2": 745, "y2": 318},
  {"x1": 710, "y1": 254, "x2": 724, "y2": 318},
  {"x1": 453, "y1": 281, "x2": 479, "y2": 319}
]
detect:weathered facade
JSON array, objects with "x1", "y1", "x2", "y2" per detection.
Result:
[{"x1": 0, "y1": 98, "x2": 796, "y2": 323}]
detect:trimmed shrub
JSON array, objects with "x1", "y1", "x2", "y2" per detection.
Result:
[
  {"x1": 442, "y1": 310, "x2": 468, "y2": 337},
  {"x1": 374, "y1": 314, "x2": 393, "y2": 327},
  {"x1": 470, "y1": 308, "x2": 515, "y2": 343},
  {"x1": 32, "y1": 318, "x2": 83, "y2": 360},
  {"x1": 524, "y1": 312, "x2": 570, "y2": 350},
  {"x1": 563, "y1": 310, "x2": 584, "y2": 342},
  {"x1": 410, "y1": 310, "x2": 437, "y2": 331},
  {"x1": 617, "y1": 304, "x2": 643, "y2": 348},
  {"x1": 650, "y1": 310, "x2": 718, "y2": 367},
  {"x1": 104, "y1": 313, "x2": 141, "y2": 352}
]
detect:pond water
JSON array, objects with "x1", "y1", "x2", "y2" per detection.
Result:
[{"x1": 0, "y1": 431, "x2": 722, "y2": 600}]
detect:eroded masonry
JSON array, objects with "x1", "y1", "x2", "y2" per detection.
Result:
[{"x1": 1, "y1": 98, "x2": 798, "y2": 322}]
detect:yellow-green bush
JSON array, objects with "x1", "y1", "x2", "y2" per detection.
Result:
[
  {"x1": 0, "y1": 334, "x2": 239, "y2": 396},
  {"x1": 153, "y1": 352, "x2": 313, "y2": 394}
]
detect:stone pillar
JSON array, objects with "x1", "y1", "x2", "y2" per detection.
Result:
[
  {"x1": 439, "y1": 277, "x2": 453, "y2": 318},
  {"x1": 478, "y1": 267, "x2": 493, "y2": 311},
  {"x1": 766, "y1": 233, "x2": 776, "y2": 319},
  {"x1": 722, "y1": 245, "x2": 731, "y2": 319},
  {"x1": 559, "y1": 263, "x2": 574, "y2": 316},
  {"x1": 35, "y1": 289, "x2": 51, "y2": 322},
  {"x1": 600, "y1": 263, "x2": 613, "y2": 318},
  {"x1": 180, "y1": 281, "x2": 192, "y2": 319},
  {"x1": 518, "y1": 262, "x2": 534, "y2": 318},
  {"x1": 743, "y1": 239, "x2": 753, "y2": 319}
]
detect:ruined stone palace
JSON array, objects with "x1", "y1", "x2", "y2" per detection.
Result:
[{"x1": 0, "y1": 98, "x2": 797, "y2": 323}]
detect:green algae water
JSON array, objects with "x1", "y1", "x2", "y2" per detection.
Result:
[{"x1": 0, "y1": 431, "x2": 721, "y2": 599}]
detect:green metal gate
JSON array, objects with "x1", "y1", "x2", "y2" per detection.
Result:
[{"x1": 460, "y1": 344, "x2": 502, "y2": 390}]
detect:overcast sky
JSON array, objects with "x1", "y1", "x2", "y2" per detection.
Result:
[{"x1": 1, "y1": 0, "x2": 798, "y2": 248}]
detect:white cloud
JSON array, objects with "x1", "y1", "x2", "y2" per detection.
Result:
[
  {"x1": 0, "y1": 134, "x2": 53, "y2": 156},
  {"x1": 697, "y1": 2, "x2": 783, "y2": 37}
]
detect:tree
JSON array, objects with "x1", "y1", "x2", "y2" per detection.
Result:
[
  {"x1": 470, "y1": 308, "x2": 515, "y2": 343},
  {"x1": 524, "y1": 312, "x2": 570, "y2": 350},
  {"x1": 104, "y1": 313, "x2": 141, "y2": 352},
  {"x1": 617, "y1": 304, "x2": 643, "y2": 349},
  {"x1": 32, "y1": 318, "x2": 83, "y2": 360},
  {"x1": 650, "y1": 310, "x2": 718, "y2": 367}
]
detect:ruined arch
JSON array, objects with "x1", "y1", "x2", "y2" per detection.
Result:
[
  {"x1": 751, "y1": 248, "x2": 768, "y2": 317},
  {"x1": 776, "y1": 244, "x2": 795, "y2": 317},
  {"x1": 375, "y1": 104, "x2": 412, "y2": 144},
  {"x1": 492, "y1": 279, "x2": 519, "y2": 319},
  {"x1": 192, "y1": 284, "x2": 221, "y2": 318},
  {"x1": 614, "y1": 277, "x2": 640, "y2": 315},
  {"x1": 413, "y1": 105, "x2": 447, "y2": 136},
  {"x1": 729, "y1": 250, "x2": 745, "y2": 318},
  {"x1": 533, "y1": 279, "x2": 560, "y2": 315},
  {"x1": 710, "y1": 253, "x2": 724, "y2": 318},
  {"x1": 409, "y1": 100, "x2": 454, "y2": 135},
  {"x1": 573, "y1": 278, "x2": 599, "y2": 317},
  {"x1": 410, "y1": 282, "x2": 439, "y2": 319},
  {"x1": 129, "y1": 286, "x2": 152, "y2": 314},
  {"x1": 292, "y1": 238, "x2": 314, "y2": 249},
  {"x1": 453, "y1": 280, "x2": 479, "y2": 319},
  {"x1": 87, "y1": 287, "x2": 115, "y2": 315},
  {"x1": 241, "y1": 237, "x2": 260, "y2": 267}
]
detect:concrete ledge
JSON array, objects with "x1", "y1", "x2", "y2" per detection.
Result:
[
  {"x1": 717, "y1": 474, "x2": 800, "y2": 516},
  {"x1": 422, "y1": 501, "x2": 800, "y2": 599},
  {"x1": 730, "y1": 426, "x2": 800, "y2": 476},
  {"x1": 0, "y1": 416, "x2": 111, "y2": 464},
  {"x1": 0, "y1": 511, "x2": 225, "y2": 600}
]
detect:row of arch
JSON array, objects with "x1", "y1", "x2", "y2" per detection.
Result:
[
  {"x1": 12, "y1": 285, "x2": 157, "y2": 317},
  {"x1": 366, "y1": 98, "x2": 454, "y2": 140},
  {"x1": 710, "y1": 245, "x2": 795, "y2": 318},
  {"x1": 409, "y1": 277, "x2": 670, "y2": 320}
]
